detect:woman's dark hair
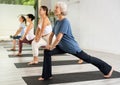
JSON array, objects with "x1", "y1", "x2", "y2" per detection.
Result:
[
  {"x1": 26, "y1": 14, "x2": 35, "y2": 21},
  {"x1": 21, "y1": 16, "x2": 26, "y2": 24},
  {"x1": 41, "y1": 6, "x2": 48, "y2": 16}
]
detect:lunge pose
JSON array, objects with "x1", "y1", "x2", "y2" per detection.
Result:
[
  {"x1": 28, "y1": 6, "x2": 52, "y2": 65},
  {"x1": 17, "y1": 14, "x2": 35, "y2": 56},
  {"x1": 11, "y1": 16, "x2": 26, "y2": 51},
  {"x1": 38, "y1": 2, "x2": 113, "y2": 80}
]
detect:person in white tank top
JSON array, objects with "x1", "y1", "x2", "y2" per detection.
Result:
[
  {"x1": 28, "y1": 6, "x2": 52, "y2": 65},
  {"x1": 16, "y1": 14, "x2": 35, "y2": 56}
]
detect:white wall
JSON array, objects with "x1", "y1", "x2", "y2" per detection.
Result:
[
  {"x1": 41, "y1": 0, "x2": 52, "y2": 9},
  {"x1": 51, "y1": 0, "x2": 120, "y2": 55},
  {"x1": 0, "y1": 4, "x2": 34, "y2": 40},
  {"x1": 79, "y1": 0, "x2": 120, "y2": 55}
]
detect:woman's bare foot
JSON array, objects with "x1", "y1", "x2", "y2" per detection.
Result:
[
  {"x1": 11, "y1": 48, "x2": 16, "y2": 51},
  {"x1": 38, "y1": 77, "x2": 53, "y2": 81},
  {"x1": 16, "y1": 53, "x2": 22, "y2": 56},
  {"x1": 78, "y1": 59, "x2": 83, "y2": 64},
  {"x1": 28, "y1": 61, "x2": 39, "y2": 65},
  {"x1": 104, "y1": 67, "x2": 113, "y2": 78}
]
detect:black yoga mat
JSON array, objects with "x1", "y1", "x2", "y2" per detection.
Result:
[
  {"x1": 4, "y1": 45, "x2": 30, "y2": 48},
  {"x1": 7, "y1": 49, "x2": 32, "y2": 51},
  {"x1": 8, "y1": 54, "x2": 44, "y2": 58},
  {"x1": 7, "y1": 48, "x2": 44, "y2": 51},
  {"x1": 6, "y1": 47, "x2": 44, "y2": 51},
  {"x1": 15, "y1": 60, "x2": 86, "y2": 68},
  {"x1": 9, "y1": 53, "x2": 68, "y2": 58},
  {"x1": 23, "y1": 71, "x2": 120, "y2": 85}
]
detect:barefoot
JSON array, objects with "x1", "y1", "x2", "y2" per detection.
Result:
[
  {"x1": 78, "y1": 59, "x2": 83, "y2": 64},
  {"x1": 28, "y1": 61, "x2": 38, "y2": 65},
  {"x1": 11, "y1": 48, "x2": 16, "y2": 51},
  {"x1": 16, "y1": 53, "x2": 22, "y2": 56},
  {"x1": 38, "y1": 77, "x2": 44, "y2": 80},
  {"x1": 38, "y1": 77, "x2": 53, "y2": 81},
  {"x1": 104, "y1": 67, "x2": 113, "y2": 78}
]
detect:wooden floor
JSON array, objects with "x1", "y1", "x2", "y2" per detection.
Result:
[{"x1": 0, "y1": 41, "x2": 120, "y2": 85}]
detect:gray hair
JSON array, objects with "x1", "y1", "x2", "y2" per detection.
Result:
[{"x1": 56, "y1": 2, "x2": 67, "y2": 16}]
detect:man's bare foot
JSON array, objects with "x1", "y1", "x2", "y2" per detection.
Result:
[
  {"x1": 38, "y1": 77, "x2": 44, "y2": 80},
  {"x1": 104, "y1": 67, "x2": 113, "y2": 78},
  {"x1": 38, "y1": 77, "x2": 53, "y2": 81},
  {"x1": 28, "y1": 61, "x2": 39, "y2": 65},
  {"x1": 78, "y1": 59, "x2": 83, "y2": 64}
]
